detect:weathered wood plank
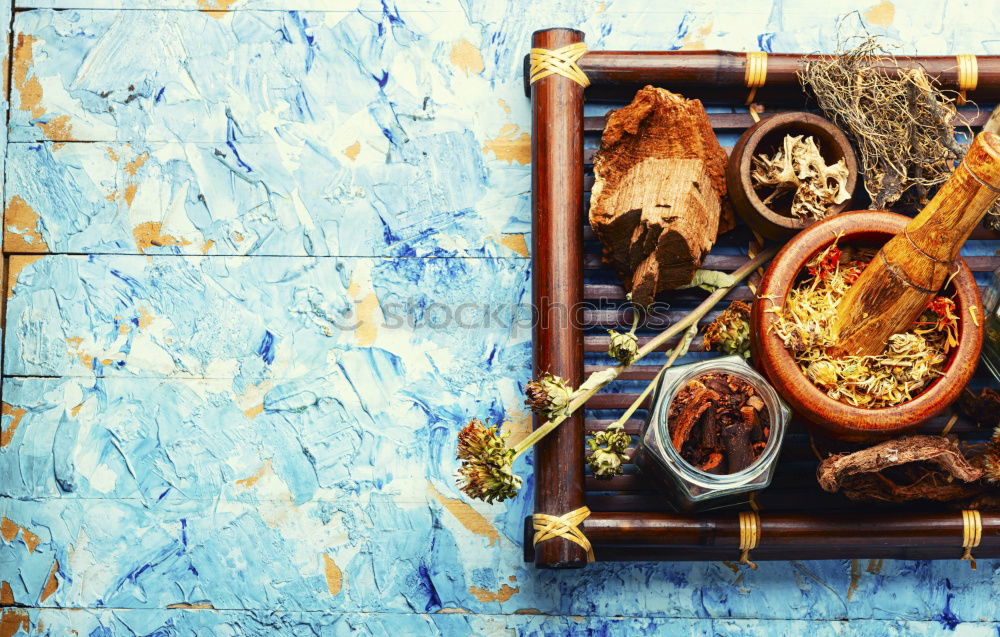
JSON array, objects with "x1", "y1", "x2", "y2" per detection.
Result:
[
  {"x1": 2, "y1": 254, "x2": 532, "y2": 378},
  {"x1": 2, "y1": 138, "x2": 528, "y2": 258},
  {"x1": 2, "y1": 609, "x2": 989, "y2": 636}
]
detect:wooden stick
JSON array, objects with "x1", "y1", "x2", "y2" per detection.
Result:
[
  {"x1": 523, "y1": 511, "x2": 1000, "y2": 562},
  {"x1": 530, "y1": 26, "x2": 588, "y2": 569},
  {"x1": 571, "y1": 51, "x2": 1000, "y2": 102}
]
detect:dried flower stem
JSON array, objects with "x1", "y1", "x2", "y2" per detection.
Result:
[
  {"x1": 511, "y1": 247, "x2": 777, "y2": 461},
  {"x1": 610, "y1": 323, "x2": 698, "y2": 429}
]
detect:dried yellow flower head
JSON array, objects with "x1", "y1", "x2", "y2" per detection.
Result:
[
  {"x1": 524, "y1": 373, "x2": 574, "y2": 419},
  {"x1": 772, "y1": 241, "x2": 952, "y2": 408},
  {"x1": 608, "y1": 329, "x2": 639, "y2": 365},
  {"x1": 806, "y1": 359, "x2": 838, "y2": 388},
  {"x1": 702, "y1": 300, "x2": 752, "y2": 359},
  {"x1": 456, "y1": 419, "x2": 521, "y2": 503},
  {"x1": 987, "y1": 427, "x2": 1000, "y2": 485},
  {"x1": 586, "y1": 423, "x2": 631, "y2": 479}
]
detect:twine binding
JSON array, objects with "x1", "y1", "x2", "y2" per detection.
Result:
[
  {"x1": 533, "y1": 506, "x2": 595, "y2": 562},
  {"x1": 962, "y1": 157, "x2": 1000, "y2": 194},
  {"x1": 961, "y1": 509, "x2": 982, "y2": 570},
  {"x1": 903, "y1": 227, "x2": 954, "y2": 266},
  {"x1": 529, "y1": 43, "x2": 590, "y2": 88},
  {"x1": 956, "y1": 54, "x2": 978, "y2": 105},
  {"x1": 745, "y1": 51, "x2": 768, "y2": 120},
  {"x1": 738, "y1": 511, "x2": 760, "y2": 569}
]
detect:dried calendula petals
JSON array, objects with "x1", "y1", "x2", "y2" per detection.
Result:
[{"x1": 771, "y1": 240, "x2": 953, "y2": 408}]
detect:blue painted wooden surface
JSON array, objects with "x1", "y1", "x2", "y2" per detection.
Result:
[{"x1": 2, "y1": 1, "x2": 1000, "y2": 635}]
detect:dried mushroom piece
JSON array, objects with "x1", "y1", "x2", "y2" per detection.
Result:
[
  {"x1": 817, "y1": 435, "x2": 984, "y2": 503},
  {"x1": 751, "y1": 134, "x2": 851, "y2": 219},
  {"x1": 589, "y1": 86, "x2": 733, "y2": 305}
]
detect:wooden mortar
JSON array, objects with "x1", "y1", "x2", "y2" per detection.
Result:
[
  {"x1": 726, "y1": 112, "x2": 858, "y2": 240},
  {"x1": 750, "y1": 211, "x2": 984, "y2": 441}
]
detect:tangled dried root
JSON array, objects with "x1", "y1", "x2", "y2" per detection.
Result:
[{"x1": 799, "y1": 35, "x2": 967, "y2": 209}]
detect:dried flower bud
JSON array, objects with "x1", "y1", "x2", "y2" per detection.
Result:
[
  {"x1": 984, "y1": 449, "x2": 1000, "y2": 484},
  {"x1": 524, "y1": 373, "x2": 574, "y2": 419},
  {"x1": 957, "y1": 388, "x2": 1000, "y2": 429},
  {"x1": 456, "y1": 419, "x2": 522, "y2": 503},
  {"x1": 608, "y1": 329, "x2": 639, "y2": 365},
  {"x1": 806, "y1": 359, "x2": 838, "y2": 388},
  {"x1": 702, "y1": 300, "x2": 752, "y2": 359},
  {"x1": 586, "y1": 423, "x2": 631, "y2": 479}
]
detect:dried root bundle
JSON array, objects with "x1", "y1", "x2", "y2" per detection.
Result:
[
  {"x1": 751, "y1": 135, "x2": 851, "y2": 219},
  {"x1": 799, "y1": 36, "x2": 966, "y2": 208}
]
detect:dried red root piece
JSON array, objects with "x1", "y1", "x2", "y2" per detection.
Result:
[
  {"x1": 817, "y1": 435, "x2": 984, "y2": 503},
  {"x1": 668, "y1": 372, "x2": 770, "y2": 474},
  {"x1": 669, "y1": 381, "x2": 718, "y2": 451}
]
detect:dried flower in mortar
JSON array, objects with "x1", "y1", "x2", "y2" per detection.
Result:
[
  {"x1": 770, "y1": 240, "x2": 953, "y2": 408},
  {"x1": 524, "y1": 373, "x2": 574, "y2": 420},
  {"x1": 916, "y1": 295, "x2": 960, "y2": 353},
  {"x1": 586, "y1": 423, "x2": 631, "y2": 479},
  {"x1": 703, "y1": 300, "x2": 752, "y2": 359},
  {"x1": 456, "y1": 419, "x2": 521, "y2": 504},
  {"x1": 752, "y1": 134, "x2": 851, "y2": 219}
]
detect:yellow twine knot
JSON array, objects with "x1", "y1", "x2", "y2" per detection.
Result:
[
  {"x1": 533, "y1": 506, "x2": 594, "y2": 562},
  {"x1": 956, "y1": 54, "x2": 978, "y2": 105},
  {"x1": 961, "y1": 509, "x2": 982, "y2": 570},
  {"x1": 745, "y1": 51, "x2": 768, "y2": 121},
  {"x1": 739, "y1": 511, "x2": 760, "y2": 569},
  {"x1": 529, "y1": 42, "x2": 590, "y2": 88}
]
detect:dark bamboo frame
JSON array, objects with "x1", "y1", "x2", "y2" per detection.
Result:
[{"x1": 527, "y1": 28, "x2": 1000, "y2": 568}]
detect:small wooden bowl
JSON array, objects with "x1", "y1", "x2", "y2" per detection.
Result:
[
  {"x1": 726, "y1": 112, "x2": 859, "y2": 241},
  {"x1": 749, "y1": 211, "x2": 984, "y2": 441}
]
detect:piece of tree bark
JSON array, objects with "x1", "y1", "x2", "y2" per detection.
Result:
[
  {"x1": 816, "y1": 435, "x2": 984, "y2": 503},
  {"x1": 591, "y1": 157, "x2": 720, "y2": 305},
  {"x1": 590, "y1": 86, "x2": 732, "y2": 305}
]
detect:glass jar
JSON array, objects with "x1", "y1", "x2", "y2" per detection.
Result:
[
  {"x1": 982, "y1": 267, "x2": 1000, "y2": 383},
  {"x1": 636, "y1": 356, "x2": 790, "y2": 512}
]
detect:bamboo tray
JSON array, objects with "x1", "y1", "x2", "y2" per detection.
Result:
[{"x1": 522, "y1": 28, "x2": 1000, "y2": 568}]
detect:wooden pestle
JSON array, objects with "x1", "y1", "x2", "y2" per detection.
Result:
[{"x1": 832, "y1": 131, "x2": 1000, "y2": 356}]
